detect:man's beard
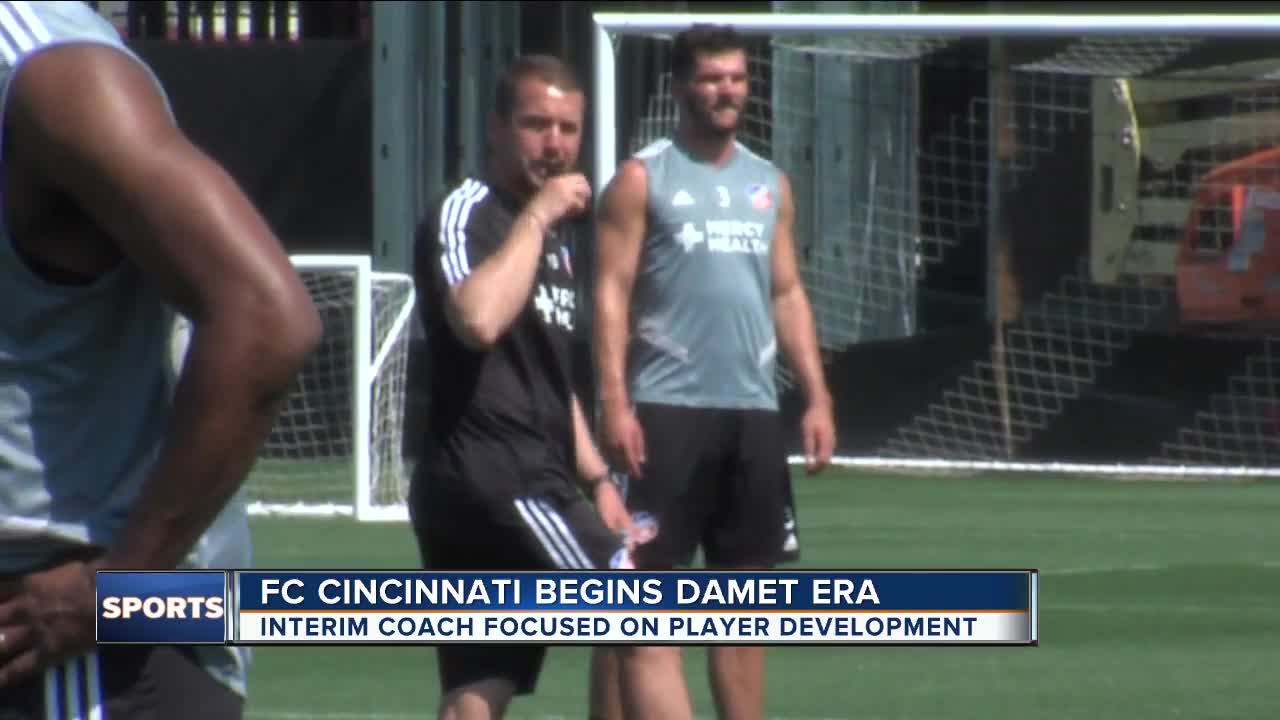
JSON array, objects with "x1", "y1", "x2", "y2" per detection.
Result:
[
  {"x1": 520, "y1": 157, "x2": 568, "y2": 192},
  {"x1": 536, "y1": 159, "x2": 569, "y2": 177},
  {"x1": 686, "y1": 96, "x2": 740, "y2": 138}
]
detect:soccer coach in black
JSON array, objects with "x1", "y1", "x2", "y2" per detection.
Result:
[{"x1": 409, "y1": 55, "x2": 635, "y2": 719}]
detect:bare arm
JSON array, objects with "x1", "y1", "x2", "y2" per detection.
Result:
[
  {"x1": 440, "y1": 174, "x2": 590, "y2": 350},
  {"x1": 593, "y1": 160, "x2": 649, "y2": 414},
  {"x1": 571, "y1": 394, "x2": 610, "y2": 485},
  {"x1": 771, "y1": 173, "x2": 831, "y2": 411},
  {"x1": 572, "y1": 394, "x2": 631, "y2": 539},
  {"x1": 12, "y1": 45, "x2": 322, "y2": 570},
  {"x1": 443, "y1": 208, "x2": 549, "y2": 349}
]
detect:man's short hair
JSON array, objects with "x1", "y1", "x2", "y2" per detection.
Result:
[
  {"x1": 494, "y1": 54, "x2": 583, "y2": 120},
  {"x1": 671, "y1": 24, "x2": 747, "y2": 83}
]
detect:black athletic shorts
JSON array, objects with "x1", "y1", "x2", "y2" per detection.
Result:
[
  {"x1": 0, "y1": 646, "x2": 242, "y2": 720},
  {"x1": 409, "y1": 459, "x2": 627, "y2": 697},
  {"x1": 623, "y1": 403, "x2": 800, "y2": 569}
]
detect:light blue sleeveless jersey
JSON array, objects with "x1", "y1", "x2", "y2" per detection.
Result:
[
  {"x1": 0, "y1": 0, "x2": 250, "y2": 697},
  {"x1": 628, "y1": 138, "x2": 782, "y2": 411}
]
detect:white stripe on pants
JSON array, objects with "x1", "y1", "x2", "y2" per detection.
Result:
[
  {"x1": 512, "y1": 497, "x2": 595, "y2": 569},
  {"x1": 42, "y1": 653, "x2": 103, "y2": 720}
]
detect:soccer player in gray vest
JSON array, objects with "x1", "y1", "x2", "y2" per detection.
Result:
[
  {"x1": 590, "y1": 23, "x2": 836, "y2": 720},
  {"x1": 0, "y1": 2, "x2": 321, "y2": 717}
]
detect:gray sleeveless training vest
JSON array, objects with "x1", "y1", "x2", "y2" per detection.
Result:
[
  {"x1": 0, "y1": 0, "x2": 250, "y2": 697},
  {"x1": 627, "y1": 137, "x2": 783, "y2": 411}
]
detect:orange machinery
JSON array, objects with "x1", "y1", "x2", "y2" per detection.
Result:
[{"x1": 1176, "y1": 146, "x2": 1280, "y2": 327}]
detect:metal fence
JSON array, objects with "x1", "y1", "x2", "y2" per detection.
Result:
[{"x1": 94, "y1": 1, "x2": 366, "y2": 42}]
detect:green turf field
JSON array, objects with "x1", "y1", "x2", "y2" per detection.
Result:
[{"x1": 239, "y1": 469, "x2": 1280, "y2": 720}]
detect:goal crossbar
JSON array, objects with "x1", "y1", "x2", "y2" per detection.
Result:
[
  {"x1": 592, "y1": 13, "x2": 1280, "y2": 37},
  {"x1": 594, "y1": 13, "x2": 1280, "y2": 189}
]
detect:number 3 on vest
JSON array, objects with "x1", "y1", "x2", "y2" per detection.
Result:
[{"x1": 716, "y1": 186, "x2": 731, "y2": 208}]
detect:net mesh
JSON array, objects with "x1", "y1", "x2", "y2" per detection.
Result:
[
  {"x1": 244, "y1": 263, "x2": 415, "y2": 516},
  {"x1": 611, "y1": 15, "x2": 1280, "y2": 470}
]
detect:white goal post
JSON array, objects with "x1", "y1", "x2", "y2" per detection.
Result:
[
  {"x1": 244, "y1": 254, "x2": 416, "y2": 522},
  {"x1": 592, "y1": 11, "x2": 1280, "y2": 480}
]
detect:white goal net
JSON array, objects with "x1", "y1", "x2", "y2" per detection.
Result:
[
  {"x1": 596, "y1": 9, "x2": 1280, "y2": 478},
  {"x1": 243, "y1": 255, "x2": 416, "y2": 520}
]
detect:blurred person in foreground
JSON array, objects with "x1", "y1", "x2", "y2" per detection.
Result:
[
  {"x1": 589, "y1": 23, "x2": 836, "y2": 720},
  {"x1": 410, "y1": 54, "x2": 637, "y2": 720},
  {"x1": 0, "y1": 1, "x2": 322, "y2": 718}
]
